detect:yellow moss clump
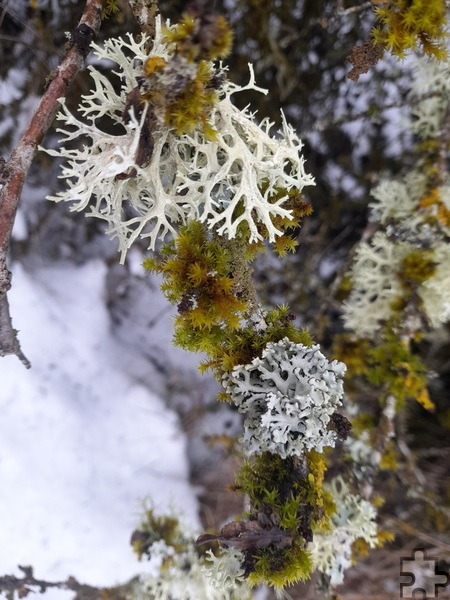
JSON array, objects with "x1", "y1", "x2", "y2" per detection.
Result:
[
  {"x1": 141, "y1": 14, "x2": 233, "y2": 139},
  {"x1": 397, "y1": 249, "x2": 437, "y2": 292},
  {"x1": 372, "y1": 0, "x2": 448, "y2": 59},
  {"x1": 379, "y1": 441, "x2": 399, "y2": 471},
  {"x1": 163, "y1": 61, "x2": 219, "y2": 139},
  {"x1": 230, "y1": 186, "x2": 312, "y2": 258},
  {"x1": 247, "y1": 541, "x2": 313, "y2": 589},
  {"x1": 143, "y1": 56, "x2": 167, "y2": 76},
  {"x1": 419, "y1": 187, "x2": 450, "y2": 229},
  {"x1": 200, "y1": 304, "x2": 313, "y2": 379},
  {"x1": 334, "y1": 330, "x2": 433, "y2": 411},
  {"x1": 130, "y1": 509, "x2": 186, "y2": 559},
  {"x1": 367, "y1": 331, "x2": 434, "y2": 411},
  {"x1": 332, "y1": 334, "x2": 372, "y2": 376},
  {"x1": 163, "y1": 13, "x2": 233, "y2": 62}
]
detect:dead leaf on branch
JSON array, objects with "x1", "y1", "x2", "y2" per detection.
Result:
[{"x1": 196, "y1": 519, "x2": 294, "y2": 551}]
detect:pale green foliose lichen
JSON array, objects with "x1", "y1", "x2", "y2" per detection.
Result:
[{"x1": 223, "y1": 337, "x2": 346, "y2": 457}]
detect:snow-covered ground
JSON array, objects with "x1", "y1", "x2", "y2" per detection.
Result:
[{"x1": 0, "y1": 258, "x2": 200, "y2": 594}]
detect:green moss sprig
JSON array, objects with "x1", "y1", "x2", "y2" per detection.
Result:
[
  {"x1": 163, "y1": 13, "x2": 233, "y2": 63},
  {"x1": 131, "y1": 508, "x2": 187, "y2": 559},
  {"x1": 144, "y1": 221, "x2": 249, "y2": 356},
  {"x1": 140, "y1": 13, "x2": 233, "y2": 139},
  {"x1": 202, "y1": 305, "x2": 313, "y2": 383},
  {"x1": 230, "y1": 451, "x2": 335, "y2": 588},
  {"x1": 397, "y1": 249, "x2": 437, "y2": 293}
]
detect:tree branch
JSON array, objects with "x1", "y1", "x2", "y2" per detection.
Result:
[
  {"x1": 0, "y1": 0, "x2": 105, "y2": 368},
  {"x1": 0, "y1": 565, "x2": 139, "y2": 600},
  {"x1": 0, "y1": 565, "x2": 103, "y2": 600}
]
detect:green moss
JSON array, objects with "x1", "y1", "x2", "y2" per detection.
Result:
[
  {"x1": 163, "y1": 13, "x2": 232, "y2": 62},
  {"x1": 332, "y1": 334, "x2": 371, "y2": 377},
  {"x1": 248, "y1": 541, "x2": 313, "y2": 588},
  {"x1": 144, "y1": 221, "x2": 248, "y2": 356},
  {"x1": 232, "y1": 451, "x2": 335, "y2": 589},
  {"x1": 236, "y1": 186, "x2": 313, "y2": 257},
  {"x1": 397, "y1": 249, "x2": 437, "y2": 291},
  {"x1": 131, "y1": 509, "x2": 186, "y2": 559},
  {"x1": 366, "y1": 328, "x2": 433, "y2": 410},
  {"x1": 333, "y1": 329, "x2": 433, "y2": 412},
  {"x1": 379, "y1": 440, "x2": 399, "y2": 471},
  {"x1": 350, "y1": 412, "x2": 377, "y2": 436},
  {"x1": 139, "y1": 14, "x2": 233, "y2": 139},
  {"x1": 201, "y1": 305, "x2": 313, "y2": 377},
  {"x1": 145, "y1": 220, "x2": 314, "y2": 388},
  {"x1": 163, "y1": 61, "x2": 220, "y2": 139},
  {"x1": 102, "y1": 0, "x2": 120, "y2": 19}
]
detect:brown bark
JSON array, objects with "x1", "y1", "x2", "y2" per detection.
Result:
[
  {"x1": 0, "y1": 0, "x2": 105, "y2": 367},
  {"x1": 128, "y1": 0, "x2": 158, "y2": 46}
]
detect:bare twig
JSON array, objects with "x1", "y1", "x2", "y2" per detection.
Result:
[
  {"x1": 1, "y1": 565, "x2": 140, "y2": 600},
  {"x1": 337, "y1": 0, "x2": 374, "y2": 16},
  {"x1": 0, "y1": 564, "x2": 136, "y2": 600},
  {"x1": 0, "y1": 0, "x2": 105, "y2": 368}
]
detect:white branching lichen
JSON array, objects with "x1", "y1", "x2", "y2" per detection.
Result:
[
  {"x1": 223, "y1": 337, "x2": 346, "y2": 457},
  {"x1": 204, "y1": 548, "x2": 248, "y2": 596},
  {"x1": 409, "y1": 55, "x2": 450, "y2": 139},
  {"x1": 342, "y1": 231, "x2": 413, "y2": 336},
  {"x1": 41, "y1": 18, "x2": 314, "y2": 262},
  {"x1": 134, "y1": 544, "x2": 247, "y2": 600},
  {"x1": 131, "y1": 521, "x2": 250, "y2": 600},
  {"x1": 309, "y1": 477, "x2": 378, "y2": 586},
  {"x1": 419, "y1": 242, "x2": 450, "y2": 326}
]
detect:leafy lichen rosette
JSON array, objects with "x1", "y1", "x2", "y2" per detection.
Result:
[{"x1": 223, "y1": 337, "x2": 346, "y2": 457}]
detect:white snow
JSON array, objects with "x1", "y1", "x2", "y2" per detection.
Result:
[{"x1": 0, "y1": 260, "x2": 199, "y2": 592}]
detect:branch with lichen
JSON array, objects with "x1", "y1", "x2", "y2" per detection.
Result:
[
  {"x1": 335, "y1": 50, "x2": 450, "y2": 509},
  {"x1": 0, "y1": 0, "x2": 105, "y2": 368},
  {"x1": 0, "y1": 564, "x2": 130, "y2": 600},
  {"x1": 37, "y1": 5, "x2": 384, "y2": 595},
  {"x1": 0, "y1": 565, "x2": 149, "y2": 600}
]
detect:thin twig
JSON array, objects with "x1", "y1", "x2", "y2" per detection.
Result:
[
  {"x1": 0, "y1": 0, "x2": 105, "y2": 368},
  {"x1": 388, "y1": 517, "x2": 450, "y2": 552},
  {"x1": 0, "y1": 565, "x2": 105, "y2": 600},
  {"x1": 337, "y1": 1, "x2": 374, "y2": 16}
]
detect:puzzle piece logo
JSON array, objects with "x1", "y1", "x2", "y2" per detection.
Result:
[{"x1": 400, "y1": 548, "x2": 449, "y2": 598}]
